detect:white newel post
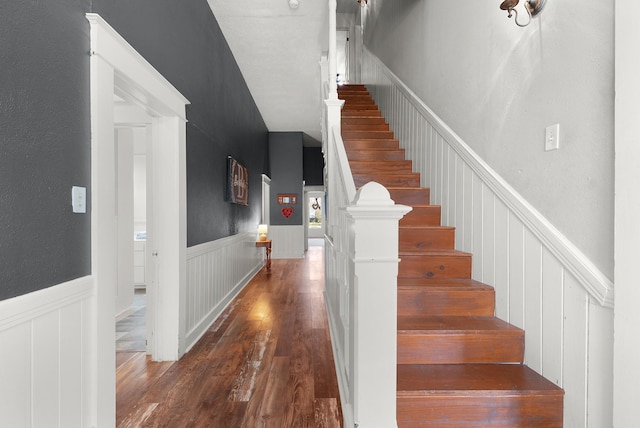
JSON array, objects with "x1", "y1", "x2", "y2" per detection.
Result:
[{"x1": 347, "y1": 182, "x2": 411, "y2": 428}]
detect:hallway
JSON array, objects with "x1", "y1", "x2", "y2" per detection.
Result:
[{"x1": 116, "y1": 242, "x2": 343, "y2": 427}]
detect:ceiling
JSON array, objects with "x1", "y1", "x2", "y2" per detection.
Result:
[{"x1": 207, "y1": 0, "x2": 359, "y2": 144}]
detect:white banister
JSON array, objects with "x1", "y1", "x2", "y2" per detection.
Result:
[
  {"x1": 346, "y1": 183, "x2": 411, "y2": 427},
  {"x1": 321, "y1": 13, "x2": 411, "y2": 423}
]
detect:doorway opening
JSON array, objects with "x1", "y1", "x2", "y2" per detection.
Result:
[
  {"x1": 88, "y1": 13, "x2": 189, "y2": 424},
  {"x1": 114, "y1": 108, "x2": 152, "y2": 357},
  {"x1": 337, "y1": 29, "x2": 350, "y2": 84}
]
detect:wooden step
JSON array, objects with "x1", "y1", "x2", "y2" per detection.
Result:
[
  {"x1": 342, "y1": 123, "x2": 390, "y2": 132},
  {"x1": 397, "y1": 316, "x2": 524, "y2": 364},
  {"x1": 349, "y1": 160, "x2": 413, "y2": 173},
  {"x1": 399, "y1": 226, "x2": 455, "y2": 251},
  {"x1": 388, "y1": 188, "x2": 431, "y2": 206},
  {"x1": 343, "y1": 139, "x2": 400, "y2": 150},
  {"x1": 338, "y1": 84, "x2": 367, "y2": 91},
  {"x1": 399, "y1": 250, "x2": 472, "y2": 279},
  {"x1": 400, "y1": 205, "x2": 440, "y2": 225},
  {"x1": 398, "y1": 278, "x2": 495, "y2": 317},
  {"x1": 341, "y1": 117, "x2": 387, "y2": 126},
  {"x1": 346, "y1": 148, "x2": 406, "y2": 162},
  {"x1": 341, "y1": 111, "x2": 382, "y2": 118},
  {"x1": 342, "y1": 104, "x2": 379, "y2": 111},
  {"x1": 353, "y1": 172, "x2": 420, "y2": 188},
  {"x1": 397, "y1": 364, "x2": 563, "y2": 427},
  {"x1": 340, "y1": 95, "x2": 375, "y2": 103},
  {"x1": 342, "y1": 130, "x2": 396, "y2": 140}
]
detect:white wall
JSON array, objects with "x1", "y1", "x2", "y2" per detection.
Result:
[{"x1": 361, "y1": 0, "x2": 614, "y2": 280}]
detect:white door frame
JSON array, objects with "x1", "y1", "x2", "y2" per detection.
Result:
[
  {"x1": 613, "y1": 1, "x2": 640, "y2": 425},
  {"x1": 87, "y1": 14, "x2": 189, "y2": 426}
]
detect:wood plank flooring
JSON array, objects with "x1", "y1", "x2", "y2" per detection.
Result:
[{"x1": 116, "y1": 243, "x2": 343, "y2": 427}]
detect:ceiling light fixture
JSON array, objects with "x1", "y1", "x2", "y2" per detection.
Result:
[
  {"x1": 500, "y1": 0, "x2": 546, "y2": 27},
  {"x1": 288, "y1": 0, "x2": 299, "y2": 9}
]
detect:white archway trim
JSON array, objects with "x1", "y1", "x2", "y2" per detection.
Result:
[{"x1": 87, "y1": 13, "x2": 189, "y2": 426}]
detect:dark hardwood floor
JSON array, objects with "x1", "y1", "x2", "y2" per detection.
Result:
[{"x1": 116, "y1": 241, "x2": 343, "y2": 427}]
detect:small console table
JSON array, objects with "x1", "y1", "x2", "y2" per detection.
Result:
[{"x1": 255, "y1": 239, "x2": 272, "y2": 272}]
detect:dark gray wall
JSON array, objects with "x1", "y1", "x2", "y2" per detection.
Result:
[
  {"x1": 0, "y1": 0, "x2": 92, "y2": 301},
  {"x1": 92, "y1": 0, "x2": 269, "y2": 246},
  {"x1": 269, "y1": 133, "x2": 303, "y2": 226},
  {"x1": 0, "y1": 0, "x2": 269, "y2": 301},
  {"x1": 303, "y1": 147, "x2": 324, "y2": 186}
]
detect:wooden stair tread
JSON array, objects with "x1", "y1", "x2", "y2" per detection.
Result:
[
  {"x1": 397, "y1": 315, "x2": 521, "y2": 333},
  {"x1": 341, "y1": 110, "x2": 382, "y2": 117},
  {"x1": 399, "y1": 249, "x2": 471, "y2": 257},
  {"x1": 397, "y1": 364, "x2": 563, "y2": 395},
  {"x1": 397, "y1": 278, "x2": 490, "y2": 288},
  {"x1": 399, "y1": 225, "x2": 454, "y2": 231}
]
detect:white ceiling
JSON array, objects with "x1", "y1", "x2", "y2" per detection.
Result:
[{"x1": 207, "y1": 0, "x2": 359, "y2": 143}]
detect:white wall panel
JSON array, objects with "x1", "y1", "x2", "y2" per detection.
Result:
[
  {"x1": 542, "y1": 249, "x2": 564, "y2": 386},
  {"x1": 563, "y1": 274, "x2": 588, "y2": 427},
  {"x1": 185, "y1": 232, "x2": 263, "y2": 352},
  {"x1": 363, "y1": 49, "x2": 614, "y2": 427},
  {"x1": 494, "y1": 199, "x2": 509, "y2": 321},
  {"x1": 0, "y1": 277, "x2": 93, "y2": 428},
  {"x1": 268, "y1": 225, "x2": 305, "y2": 259}
]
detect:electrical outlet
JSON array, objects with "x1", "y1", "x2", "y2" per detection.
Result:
[{"x1": 545, "y1": 123, "x2": 560, "y2": 151}]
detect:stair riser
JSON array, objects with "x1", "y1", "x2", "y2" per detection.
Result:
[
  {"x1": 341, "y1": 96, "x2": 375, "y2": 103},
  {"x1": 354, "y1": 174, "x2": 420, "y2": 188},
  {"x1": 350, "y1": 160, "x2": 413, "y2": 173},
  {"x1": 399, "y1": 254, "x2": 472, "y2": 279},
  {"x1": 342, "y1": 131, "x2": 396, "y2": 139},
  {"x1": 344, "y1": 140, "x2": 400, "y2": 150},
  {"x1": 400, "y1": 208, "x2": 440, "y2": 226},
  {"x1": 341, "y1": 117, "x2": 387, "y2": 126},
  {"x1": 398, "y1": 333, "x2": 524, "y2": 364},
  {"x1": 342, "y1": 104, "x2": 379, "y2": 111},
  {"x1": 398, "y1": 288, "x2": 495, "y2": 317},
  {"x1": 341, "y1": 110, "x2": 382, "y2": 117},
  {"x1": 346, "y1": 150, "x2": 406, "y2": 161},
  {"x1": 397, "y1": 395, "x2": 564, "y2": 428},
  {"x1": 388, "y1": 188, "x2": 431, "y2": 206},
  {"x1": 342, "y1": 123, "x2": 390, "y2": 132},
  {"x1": 399, "y1": 228, "x2": 455, "y2": 251}
]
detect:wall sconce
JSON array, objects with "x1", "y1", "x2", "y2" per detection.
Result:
[
  {"x1": 257, "y1": 224, "x2": 269, "y2": 241},
  {"x1": 500, "y1": 0, "x2": 546, "y2": 27},
  {"x1": 288, "y1": 0, "x2": 299, "y2": 9}
]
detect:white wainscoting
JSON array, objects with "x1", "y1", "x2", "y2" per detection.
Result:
[
  {"x1": 362, "y1": 49, "x2": 614, "y2": 427},
  {"x1": 185, "y1": 232, "x2": 263, "y2": 352},
  {"x1": 268, "y1": 225, "x2": 305, "y2": 259},
  {"x1": 0, "y1": 277, "x2": 94, "y2": 428}
]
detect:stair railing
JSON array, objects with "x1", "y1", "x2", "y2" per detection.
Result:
[{"x1": 320, "y1": 6, "x2": 411, "y2": 424}]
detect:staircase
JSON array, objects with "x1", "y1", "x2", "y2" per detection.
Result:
[{"x1": 338, "y1": 84, "x2": 564, "y2": 427}]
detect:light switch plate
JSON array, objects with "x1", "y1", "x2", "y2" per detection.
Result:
[
  {"x1": 545, "y1": 123, "x2": 560, "y2": 151},
  {"x1": 72, "y1": 186, "x2": 86, "y2": 213}
]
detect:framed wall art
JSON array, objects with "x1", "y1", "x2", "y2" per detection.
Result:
[{"x1": 226, "y1": 156, "x2": 249, "y2": 206}]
